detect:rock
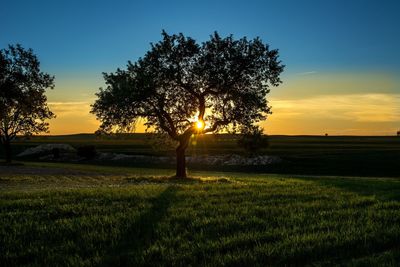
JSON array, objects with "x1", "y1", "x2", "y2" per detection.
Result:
[
  {"x1": 110, "y1": 153, "x2": 135, "y2": 161},
  {"x1": 17, "y1": 144, "x2": 76, "y2": 157},
  {"x1": 17, "y1": 145, "x2": 281, "y2": 167},
  {"x1": 186, "y1": 154, "x2": 282, "y2": 166}
]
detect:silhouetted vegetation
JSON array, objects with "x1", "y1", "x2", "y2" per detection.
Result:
[
  {"x1": 77, "y1": 145, "x2": 97, "y2": 159},
  {"x1": 91, "y1": 31, "x2": 284, "y2": 177},
  {"x1": 51, "y1": 148, "x2": 60, "y2": 159},
  {"x1": 237, "y1": 126, "x2": 269, "y2": 155},
  {"x1": 0, "y1": 44, "x2": 55, "y2": 163}
]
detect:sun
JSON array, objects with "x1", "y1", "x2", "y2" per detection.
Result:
[{"x1": 196, "y1": 120, "x2": 204, "y2": 130}]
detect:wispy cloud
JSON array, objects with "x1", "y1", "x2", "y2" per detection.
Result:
[
  {"x1": 296, "y1": 71, "x2": 317, "y2": 76},
  {"x1": 270, "y1": 93, "x2": 400, "y2": 123},
  {"x1": 48, "y1": 101, "x2": 93, "y2": 116},
  {"x1": 47, "y1": 101, "x2": 98, "y2": 134}
]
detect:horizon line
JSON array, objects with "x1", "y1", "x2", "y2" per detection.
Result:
[{"x1": 20, "y1": 133, "x2": 400, "y2": 137}]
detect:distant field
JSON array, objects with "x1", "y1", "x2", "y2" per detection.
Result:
[
  {"x1": 1, "y1": 162, "x2": 400, "y2": 266},
  {"x1": 2, "y1": 134, "x2": 399, "y2": 177}
]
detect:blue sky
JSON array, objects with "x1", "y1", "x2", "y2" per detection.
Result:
[
  {"x1": 3, "y1": 0, "x2": 399, "y2": 73},
  {"x1": 2, "y1": 0, "x2": 400, "y2": 135}
]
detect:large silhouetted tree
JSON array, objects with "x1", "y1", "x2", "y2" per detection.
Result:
[
  {"x1": 0, "y1": 44, "x2": 55, "y2": 163},
  {"x1": 91, "y1": 31, "x2": 284, "y2": 177}
]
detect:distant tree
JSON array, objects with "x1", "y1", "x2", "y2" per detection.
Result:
[
  {"x1": 397, "y1": 130, "x2": 400, "y2": 136},
  {"x1": 0, "y1": 44, "x2": 55, "y2": 163},
  {"x1": 91, "y1": 31, "x2": 284, "y2": 177},
  {"x1": 237, "y1": 126, "x2": 269, "y2": 156}
]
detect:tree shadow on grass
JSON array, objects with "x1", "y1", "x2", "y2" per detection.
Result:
[{"x1": 100, "y1": 186, "x2": 179, "y2": 266}]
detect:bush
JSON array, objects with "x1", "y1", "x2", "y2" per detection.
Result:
[
  {"x1": 77, "y1": 145, "x2": 97, "y2": 159},
  {"x1": 52, "y1": 148, "x2": 60, "y2": 159},
  {"x1": 237, "y1": 126, "x2": 269, "y2": 156}
]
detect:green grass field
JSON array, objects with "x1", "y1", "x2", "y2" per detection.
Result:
[{"x1": 1, "y1": 162, "x2": 400, "y2": 266}]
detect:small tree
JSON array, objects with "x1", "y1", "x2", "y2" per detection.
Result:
[
  {"x1": 92, "y1": 31, "x2": 284, "y2": 177},
  {"x1": 237, "y1": 126, "x2": 269, "y2": 156},
  {"x1": 0, "y1": 44, "x2": 55, "y2": 163}
]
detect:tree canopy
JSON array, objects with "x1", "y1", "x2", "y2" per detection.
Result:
[
  {"x1": 92, "y1": 31, "x2": 284, "y2": 177},
  {"x1": 0, "y1": 44, "x2": 55, "y2": 163}
]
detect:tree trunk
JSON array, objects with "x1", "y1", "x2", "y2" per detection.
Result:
[
  {"x1": 3, "y1": 140, "x2": 12, "y2": 164},
  {"x1": 175, "y1": 138, "x2": 189, "y2": 178},
  {"x1": 176, "y1": 146, "x2": 186, "y2": 178}
]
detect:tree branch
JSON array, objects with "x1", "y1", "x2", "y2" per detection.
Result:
[
  {"x1": 178, "y1": 80, "x2": 200, "y2": 98},
  {"x1": 153, "y1": 104, "x2": 179, "y2": 140},
  {"x1": 198, "y1": 96, "x2": 206, "y2": 121},
  {"x1": 202, "y1": 119, "x2": 230, "y2": 134}
]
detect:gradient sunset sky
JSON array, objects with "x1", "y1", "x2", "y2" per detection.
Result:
[{"x1": 2, "y1": 0, "x2": 399, "y2": 135}]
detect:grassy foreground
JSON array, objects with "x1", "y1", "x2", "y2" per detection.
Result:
[{"x1": 1, "y1": 163, "x2": 400, "y2": 266}]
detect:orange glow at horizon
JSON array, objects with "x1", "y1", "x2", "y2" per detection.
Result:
[{"x1": 45, "y1": 73, "x2": 400, "y2": 136}]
